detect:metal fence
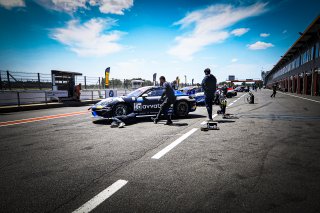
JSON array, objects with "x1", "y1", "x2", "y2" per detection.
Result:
[
  {"x1": 1, "y1": 70, "x2": 198, "y2": 91},
  {"x1": 0, "y1": 70, "x2": 52, "y2": 90},
  {"x1": 0, "y1": 70, "x2": 155, "y2": 91}
]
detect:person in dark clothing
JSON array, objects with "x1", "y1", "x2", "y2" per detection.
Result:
[
  {"x1": 271, "y1": 84, "x2": 277, "y2": 98},
  {"x1": 213, "y1": 90, "x2": 220, "y2": 105},
  {"x1": 221, "y1": 84, "x2": 228, "y2": 97},
  {"x1": 111, "y1": 112, "x2": 137, "y2": 128},
  {"x1": 152, "y1": 76, "x2": 176, "y2": 125},
  {"x1": 201, "y1": 68, "x2": 217, "y2": 120}
]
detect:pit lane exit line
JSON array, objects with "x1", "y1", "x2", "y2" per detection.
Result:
[
  {"x1": 0, "y1": 111, "x2": 89, "y2": 127},
  {"x1": 279, "y1": 92, "x2": 320, "y2": 103},
  {"x1": 226, "y1": 93, "x2": 246, "y2": 109},
  {"x1": 152, "y1": 128, "x2": 198, "y2": 159},
  {"x1": 72, "y1": 180, "x2": 128, "y2": 213}
]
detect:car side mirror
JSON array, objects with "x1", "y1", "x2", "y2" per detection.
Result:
[{"x1": 141, "y1": 94, "x2": 148, "y2": 98}]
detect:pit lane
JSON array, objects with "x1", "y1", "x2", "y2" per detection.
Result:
[{"x1": 1, "y1": 90, "x2": 320, "y2": 212}]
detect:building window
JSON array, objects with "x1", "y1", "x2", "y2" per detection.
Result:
[{"x1": 316, "y1": 42, "x2": 320, "y2": 58}]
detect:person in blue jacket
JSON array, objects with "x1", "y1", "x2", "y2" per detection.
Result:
[{"x1": 201, "y1": 68, "x2": 217, "y2": 120}]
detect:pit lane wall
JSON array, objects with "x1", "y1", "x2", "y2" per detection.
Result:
[{"x1": 0, "y1": 89, "x2": 117, "y2": 106}]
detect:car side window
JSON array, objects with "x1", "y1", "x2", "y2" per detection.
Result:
[{"x1": 147, "y1": 88, "x2": 164, "y2": 97}]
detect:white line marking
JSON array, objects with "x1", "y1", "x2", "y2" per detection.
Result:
[
  {"x1": 72, "y1": 180, "x2": 128, "y2": 213},
  {"x1": 228, "y1": 103, "x2": 234, "y2": 106},
  {"x1": 279, "y1": 92, "x2": 320, "y2": 103},
  {"x1": 200, "y1": 114, "x2": 217, "y2": 125},
  {"x1": 152, "y1": 128, "x2": 198, "y2": 159}
]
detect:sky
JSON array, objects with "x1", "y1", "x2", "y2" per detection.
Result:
[{"x1": 0, "y1": 0, "x2": 319, "y2": 84}]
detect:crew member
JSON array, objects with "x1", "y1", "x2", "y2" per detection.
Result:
[
  {"x1": 111, "y1": 113, "x2": 137, "y2": 128},
  {"x1": 171, "y1": 80, "x2": 178, "y2": 90},
  {"x1": 201, "y1": 68, "x2": 217, "y2": 120},
  {"x1": 221, "y1": 84, "x2": 228, "y2": 97},
  {"x1": 152, "y1": 76, "x2": 176, "y2": 125},
  {"x1": 270, "y1": 84, "x2": 277, "y2": 98},
  {"x1": 74, "y1": 83, "x2": 81, "y2": 101}
]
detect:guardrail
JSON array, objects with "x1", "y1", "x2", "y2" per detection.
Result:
[{"x1": 0, "y1": 89, "x2": 117, "y2": 106}]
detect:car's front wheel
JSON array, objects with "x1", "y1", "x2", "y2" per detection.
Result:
[
  {"x1": 174, "y1": 101, "x2": 189, "y2": 117},
  {"x1": 113, "y1": 104, "x2": 130, "y2": 117}
]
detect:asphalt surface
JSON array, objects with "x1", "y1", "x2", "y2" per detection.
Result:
[{"x1": 1, "y1": 89, "x2": 320, "y2": 213}]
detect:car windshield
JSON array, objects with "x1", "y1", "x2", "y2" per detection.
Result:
[{"x1": 126, "y1": 87, "x2": 150, "y2": 97}]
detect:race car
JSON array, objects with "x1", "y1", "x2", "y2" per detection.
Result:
[
  {"x1": 191, "y1": 87, "x2": 236, "y2": 105},
  {"x1": 179, "y1": 86, "x2": 205, "y2": 105},
  {"x1": 227, "y1": 87, "x2": 237, "y2": 97},
  {"x1": 91, "y1": 86, "x2": 197, "y2": 119}
]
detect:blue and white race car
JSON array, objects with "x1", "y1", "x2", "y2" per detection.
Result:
[
  {"x1": 91, "y1": 86, "x2": 197, "y2": 119},
  {"x1": 179, "y1": 86, "x2": 206, "y2": 105}
]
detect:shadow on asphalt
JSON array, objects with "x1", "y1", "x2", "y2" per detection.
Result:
[
  {"x1": 168, "y1": 123, "x2": 188, "y2": 127},
  {"x1": 186, "y1": 113, "x2": 207, "y2": 119},
  {"x1": 0, "y1": 112, "x2": 13, "y2": 115},
  {"x1": 92, "y1": 113, "x2": 206, "y2": 127},
  {"x1": 212, "y1": 120, "x2": 236, "y2": 123}
]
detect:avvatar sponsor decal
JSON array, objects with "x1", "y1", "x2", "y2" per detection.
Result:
[{"x1": 143, "y1": 104, "x2": 161, "y2": 109}]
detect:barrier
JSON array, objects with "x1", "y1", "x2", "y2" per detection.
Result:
[{"x1": 0, "y1": 89, "x2": 118, "y2": 106}]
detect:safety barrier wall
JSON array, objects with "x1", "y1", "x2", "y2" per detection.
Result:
[{"x1": 0, "y1": 89, "x2": 117, "y2": 106}]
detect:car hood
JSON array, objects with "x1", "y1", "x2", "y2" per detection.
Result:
[{"x1": 94, "y1": 97, "x2": 124, "y2": 107}]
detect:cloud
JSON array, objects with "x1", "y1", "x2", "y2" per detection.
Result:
[
  {"x1": 93, "y1": 0, "x2": 133, "y2": 15},
  {"x1": 51, "y1": 18, "x2": 125, "y2": 56},
  {"x1": 260, "y1": 33, "x2": 270, "y2": 37},
  {"x1": 168, "y1": 2, "x2": 267, "y2": 60},
  {"x1": 50, "y1": 0, "x2": 87, "y2": 12},
  {"x1": 231, "y1": 58, "x2": 238, "y2": 63},
  {"x1": 0, "y1": 0, "x2": 25, "y2": 9},
  {"x1": 34, "y1": 0, "x2": 133, "y2": 14},
  {"x1": 247, "y1": 41, "x2": 274, "y2": 50},
  {"x1": 231, "y1": 28, "x2": 250, "y2": 36},
  {"x1": 282, "y1": 29, "x2": 287, "y2": 34}
]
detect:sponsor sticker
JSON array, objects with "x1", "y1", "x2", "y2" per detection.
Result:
[
  {"x1": 134, "y1": 103, "x2": 142, "y2": 111},
  {"x1": 142, "y1": 104, "x2": 161, "y2": 109}
]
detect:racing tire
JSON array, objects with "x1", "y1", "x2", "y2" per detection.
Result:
[
  {"x1": 113, "y1": 104, "x2": 130, "y2": 117},
  {"x1": 174, "y1": 101, "x2": 189, "y2": 117}
]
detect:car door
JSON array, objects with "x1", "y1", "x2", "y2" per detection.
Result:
[{"x1": 140, "y1": 88, "x2": 164, "y2": 114}]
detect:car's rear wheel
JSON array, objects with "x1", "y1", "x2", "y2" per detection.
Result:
[
  {"x1": 174, "y1": 101, "x2": 189, "y2": 117},
  {"x1": 113, "y1": 104, "x2": 130, "y2": 117}
]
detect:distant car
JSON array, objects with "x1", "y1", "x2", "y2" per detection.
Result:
[
  {"x1": 179, "y1": 86, "x2": 205, "y2": 105},
  {"x1": 234, "y1": 86, "x2": 244, "y2": 92},
  {"x1": 180, "y1": 86, "x2": 236, "y2": 105},
  {"x1": 227, "y1": 87, "x2": 237, "y2": 97},
  {"x1": 180, "y1": 86, "x2": 200, "y2": 96},
  {"x1": 234, "y1": 86, "x2": 249, "y2": 92},
  {"x1": 91, "y1": 86, "x2": 197, "y2": 119}
]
